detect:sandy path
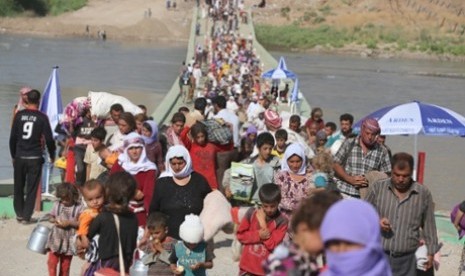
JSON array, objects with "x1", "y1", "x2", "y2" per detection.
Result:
[
  {"x1": 0, "y1": 0, "x2": 193, "y2": 41},
  {"x1": 0, "y1": 217, "x2": 238, "y2": 276}
]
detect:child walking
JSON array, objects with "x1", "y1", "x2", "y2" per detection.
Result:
[
  {"x1": 139, "y1": 212, "x2": 176, "y2": 275},
  {"x1": 47, "y1": 182, "x2": 83, "y2": 276},
  {"x1": 237, "y1": 183, "x2": 288, "y2": 276},
  {"x1": 272, "y1": 129, "x2": 288, "y2": 159},
  {"x1": 264, "y1": 190, "x2": 342, "y2": 275},
  {"x1": 311, "y1": 151, "x2": 333, "y2": 189},
  {"x1": 223, "y1": 132, "x2": 280, "y2": 205},
  {"x1": 84, "y1": 171, "x2": 139, "y2": 275},
  {"x1": 170, "y1": 214, "x2": 214, "y2": 276},
  {"x1": 184, "y1": 122, "x2": 219, "y2": 190}
]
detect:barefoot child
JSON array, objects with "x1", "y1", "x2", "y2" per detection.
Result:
[
  {"x1": 139, "y1": 212, "x2": 176, "y2": 275},
  {"x1": 47, "y1": 183, "x2": 83, "y2": 276},
  {"x1": 170, "y1": 214, "x2": 214, "y2": 276}
]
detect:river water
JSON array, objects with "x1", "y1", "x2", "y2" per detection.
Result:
[{"x1": 1, "y1": 34, "x2": 465, "y2": 209}]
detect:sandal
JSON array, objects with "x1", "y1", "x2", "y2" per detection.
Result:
[
  {"x1": 21, "y1": 218, "x2": 38, "y2": 225},
  {"x1": 16, "y1": 217, "x2": 24, "y2": 223}
]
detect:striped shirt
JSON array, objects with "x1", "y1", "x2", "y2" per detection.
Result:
[
  {"x1": 365, "y1": 178, "x2": 438, "y2": 255},
  {"x1": 334, "y1": 137, "x2": 391, "y2": 196}
]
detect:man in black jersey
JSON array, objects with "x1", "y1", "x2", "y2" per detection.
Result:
[{"x1": 9, "y1": 89, "x2": 56, "y2": 223}]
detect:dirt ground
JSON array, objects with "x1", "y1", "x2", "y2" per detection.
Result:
[
  {"x1": 0, "y1": 0, "x2": 192, "y2": 42},
  {"x1": 253, "y1": 0, "x2": 465, "y2": 37},
  {"x1": 0, "y1": 215, "x2": 463, "y2": 275}
]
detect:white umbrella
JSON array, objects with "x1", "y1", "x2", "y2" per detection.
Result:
[{"x1": 354, "y1": 101, "x2": 465, "y2": 177}]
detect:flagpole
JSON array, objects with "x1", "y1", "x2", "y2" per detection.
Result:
[
  {"x1": 40, "y1": 66, "x2": 62, "y2": 198},
  {"x1": 413, "y1": 134, "x2": 418, "y2": 181}
]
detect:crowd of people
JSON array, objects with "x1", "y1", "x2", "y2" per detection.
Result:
[{"x1": 8, "y1": 1, "x2": 449, "y2": 276}]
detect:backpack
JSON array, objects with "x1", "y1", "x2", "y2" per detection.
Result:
[
  {"x1": 182, "y1": 70, "x2": 191, "y2": 85},
  {"x1": 200, "y1": 118, "x2": 233, "y2": 145}
]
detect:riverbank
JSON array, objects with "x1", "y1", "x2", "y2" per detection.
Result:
[
  {"x1": 252, "y1": 0, "x2": 465, "y2": 61},
  {"x1": 3, "y1": 0, "x2": 465, "y2": 62},
  {"x1": 0, "y1": 0, "x2": 192, "y2": 42}
]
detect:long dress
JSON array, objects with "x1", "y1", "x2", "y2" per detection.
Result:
[{"x1": 47, "y1": 201, "x2": 84, "y2": 255}]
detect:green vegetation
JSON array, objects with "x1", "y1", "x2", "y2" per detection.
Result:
[
  {"x1": 318, "y1": 5, "x2": 331, "y2": 16},
  {"x1": 255, "y1": 23, "x2": 465, "y2": 56},
  {"x1": 0, "y1": 0, "x2": 86, "y2": 16},
  {"x1": 280, "y1": 6, "x2": 290, "y2": 20},
  {"x1": 0, "y1": 0, "x2": 22, "y2": 16},
  {"x1": 48, "y1": 0, "x2": 87, "y2": 16}
]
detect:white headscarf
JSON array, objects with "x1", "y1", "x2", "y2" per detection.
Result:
[
  {"x1": 118, "y1": 132, "x2": 157, "y2": 175},
  {"x1": 159, "y1": 145, "x2": 193, "y2": 179},
  {"x1": 281, "y1": 143, "x2": 307, "y2": 175}
]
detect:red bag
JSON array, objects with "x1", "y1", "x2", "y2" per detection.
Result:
[{"x1": 94, "y1": 267, "x2": 127, "y2": 276}]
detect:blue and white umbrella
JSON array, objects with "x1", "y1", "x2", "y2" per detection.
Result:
[
  {"x1": 277, "y1": 56, "x2": 288, "y2": 70},
  {"x1": 261, "y1": 67, "x2": 297, "y2": 79},
  {"x1": 354, "y1": 101, "x2": 465, "y2": 177},
  {"x1": 262, "y1": 56, "x2": 296, "y2": 80},
  {"x1": 39, "y1": 66, "x2": 63, "y2": 196},
  {"x1": 353, "y1": 101, "x2": 465, "y2": 136}
]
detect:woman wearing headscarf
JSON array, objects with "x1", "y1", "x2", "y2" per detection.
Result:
[
  {"x1": 13, "y1": 86, "x2": 32, "y2": 117},
  {"x1": 274, "y1": 143, "x2": 318, "y2": 220},
  {"x1": 141, "y1": 120, "x2": 165, "y2": 172},
  {"x1": 149, "y1": 145, "x2": 211, "y2": 240},
  {"x1": 244, "y1": 124, "x2": 258, "y2": 145},
  {"x1": 110, "y1": 132, "x2": 157, "y2": 227},
  {"x1": 320, "y1": 199, "x2": 392, "y2": 276}
]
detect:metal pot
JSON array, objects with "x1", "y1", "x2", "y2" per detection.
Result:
[
  {"x1": 26, "y1": 219, "x2": 50, "y2": 254},
  {"x1": 129, "y1": 250, "x2": 148, "y2": 276}
]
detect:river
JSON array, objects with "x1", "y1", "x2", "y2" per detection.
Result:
[{"x1": 1, "y1": 34, "x2": 465, "y2": 209}]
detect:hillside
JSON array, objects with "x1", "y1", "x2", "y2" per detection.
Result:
[
  {"x1": 1, "y1": 0, "x2": 465, "y2": 58},
  {"x1": 252, "y1": 0, "x2": 465, "y2": 58}
]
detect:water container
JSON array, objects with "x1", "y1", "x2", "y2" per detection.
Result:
[
  {"x1": 129, "y1": 250, "x2": 148, "y2": 276},
  {"x1": 26, "y1": 220, "x2": 50, "y2": 254}
]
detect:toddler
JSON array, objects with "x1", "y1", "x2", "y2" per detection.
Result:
[
  {"x1": 84, "y1": 171, "x2": 139, "y2": 275},
  {"x1": 98, "y1": 146, "x2": 119, "y2": 169},
  {"x1": 76, "y1": 179, "x2": 105, "y2": 262},
  {"x1": 311, "y1": 151, "x2": 333, "y2": 189},
  {"x1": 47, "y1": 183, "x2": 83, "y2": 276},
  {"x1": 140, "y1": 212, "x2": 176, "y2": 275},
  {"x1": 170, "y1": 214, "x2": 214, "y2": 276}
]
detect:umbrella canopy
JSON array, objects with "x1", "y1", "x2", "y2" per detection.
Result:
[
  {"x1": 354, "y1": 101, "x2": 465, "y2": 137},
  {"x1": 262, "y1": 56, "x2": 296, "y2": 80},
  {"x1": 277, "y1": 56, "x2": 288, "y2": 70},
  {"x1": 40, "y1": 66, "x2": 63, "y2": 138},
  {"x1": 261, "y1": 67, "x2": 297, "y2": 80}
]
